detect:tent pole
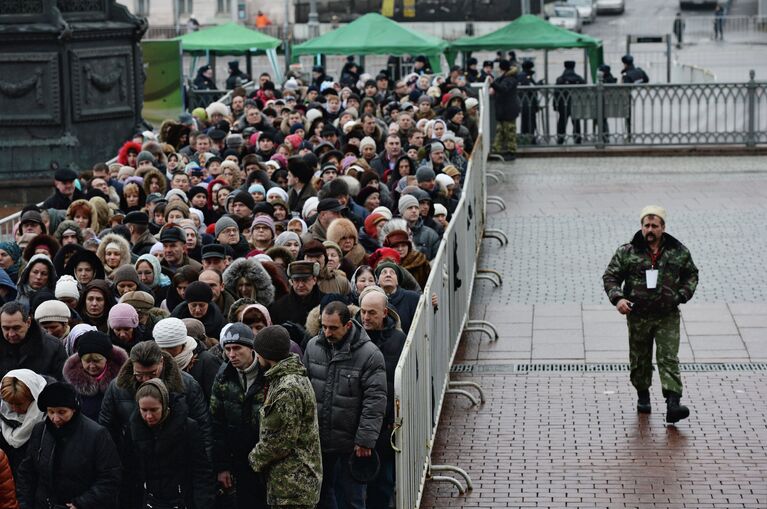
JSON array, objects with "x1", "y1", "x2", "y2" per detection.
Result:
[
  {"x1": 210, "y1": 53, "x2": 217, "y2": 88},
  {"x1": 544, "y1": 49, "x2": 548, "y2": 83},
  {"x1": 247, "y1": 50, "x2": 253, "y2": 81},
  {"x1": 583, "y1": 48, "x2": 588, "y2": 83}
]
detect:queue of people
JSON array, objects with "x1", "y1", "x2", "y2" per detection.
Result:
[{"x1": 0, "y1": 58, "x2": 479, "y2": 509}]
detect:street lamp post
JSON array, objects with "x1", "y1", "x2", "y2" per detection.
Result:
[{"x1": 308, "y1": 0, "x2": 319, "y2": 38}]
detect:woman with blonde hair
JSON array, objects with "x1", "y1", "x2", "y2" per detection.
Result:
[{"x1": 0, "y1": 369, "x2": 47, "y2": 470}]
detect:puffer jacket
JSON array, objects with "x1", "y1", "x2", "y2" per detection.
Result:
[
  {"x1": 16, "y1": 413, "x2": 121, "y2": 509},
  {"x1": 410, "y1": 218, "x2": 440, "y2": 261},
  {"x1": 63, "y1": 345, "x2": 128, "y2": 422},
  {"x1": 603, "y1": 231, "x2": 698, "y2": 317},
  {"x1": 248, "y1": 354, "x2": 322, "y2": 507},
  {"x1": 222, "y1": 258, "x2": 276, "y2": 307},
  {"x1": 98, "y1": 351, "x2": 212, "y2": 459},
  {"x1": 209, "y1": 359, "x2": 266, "y2": 474},
  {"x1": 303, "y1": 321, "x2": 386, "y2": 453},
  {"x1": 0, "y1": 450, "x2": 18, "y2": 509}
]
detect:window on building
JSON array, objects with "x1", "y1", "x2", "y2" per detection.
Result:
[
  {"x1": 217, "y1": 0, "x2": 231, "y2": 14},
  {"x1": 136, "y1": 0, "x2": 149, "y2": 16},
  {"x1": 179, "y1": 0, "x2": 193, "y2": 15}
]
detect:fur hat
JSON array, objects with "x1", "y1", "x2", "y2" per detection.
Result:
[
  {"x1": 37, "y1": 382, "x2": 78, "y2": 411},
  {"x1": 326, "y1": 218, "x2": 358, "y2": 246}
]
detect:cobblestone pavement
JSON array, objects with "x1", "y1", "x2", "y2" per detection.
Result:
[{"x1": 421, "y1": 157, "x2": 767, "y2": 508}]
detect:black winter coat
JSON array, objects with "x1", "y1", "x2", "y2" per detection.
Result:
[
  {"x1": 17, "y1": 414, "x2": 121, "y2": 509},
  {"x1": 187, "y1": 341, "x2": 222, "y2": 402},
  {"x1": 387, "y1": 287, "x2": 421, "y2": 335},
  {"x1": 127, "y1": 397, "x2": 215, "y2": 509},
  {"x1": 303, "y1": 321, "x2": 387, "y2": 454},
  {"x1": 491, "y1": 71, "x2": 521, "y2": 121},
  {"x1": 0, "y1": 321, "x2": 67, "y2": 381},
  {"x1": 42, "y1": 188, "x2": 86, "y2": 211},
  {"x1": 171, "y1": 301, "x2": 227, "y2": 340},
  {"x1": 269, "y1": 286, "x2": 324, "y2": 327}
]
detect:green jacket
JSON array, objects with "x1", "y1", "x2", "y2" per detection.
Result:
[
  {"x1": 249, "y1": 354, "x2": 322, "y2": 507},
  {"x1": 603, "y1": 231, "x2": 698, "y2": 316}
]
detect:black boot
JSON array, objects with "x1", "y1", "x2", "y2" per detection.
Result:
[
  {"x1": 665, "y1": 394, "x2": 690, "y2": 423},
  {"x1": 636, "y1": 389, "x2": 651, "y2": 413}
]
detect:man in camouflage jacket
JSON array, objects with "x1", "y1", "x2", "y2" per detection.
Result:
[
  {"x1": 249, "y1": 325, "x2": 322, "y2": 509},
  {"x1": 603, "y1": 205, "x2": 698, "y2": 423}
]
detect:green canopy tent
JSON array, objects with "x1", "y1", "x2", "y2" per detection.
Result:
[
  {"x1": 448, "y1": 15, "x2": 604, "y2": 81},
  {"x1": 292, "y1": 13, "x2": 448, "y2": 73},
  {"x1": 174, "y1": 23, "x2": 284, "y2": 83}
]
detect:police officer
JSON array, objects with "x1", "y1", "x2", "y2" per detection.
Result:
[
  {"x1": 479, "y1": 60, "x2": 494, "y2": 81},
  {"x1": 620, "y1": 54, "x2": 649, "y2": 84},
  {"x1": 489, "y1": 60, "x2": 521, "y2": 161},
  {"x1": 554, "y1": 61, "x2": 585, "y2": 145},
  {"x1": 603, "y1": 206, "x2": 698, "y2": 424},
  {"x1": 517, "y1": 59, "x2": 541, "y2": 145}
]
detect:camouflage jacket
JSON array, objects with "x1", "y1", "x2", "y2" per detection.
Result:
[
  {"x1": 209, "y1": 359, "x2": 266, "y2": 473},
  {"x1": 603, "y1": 231, "x2": 698, "y2": 316},
  {"x1": 248, "y1": 354, "x2": 322, "y2": 507}
]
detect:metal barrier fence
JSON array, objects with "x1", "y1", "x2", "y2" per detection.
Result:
[
  {"x1": 393, "y1": 80, "x2": 501, "y2": 508},
  {"x1": 514, "y1": 75, "x2": 767, "y2": 147}
]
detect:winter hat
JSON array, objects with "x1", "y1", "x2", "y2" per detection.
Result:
[
  {"x1": 275, "y1": 231, "x2": 301, "y2": 247},
  {"x1": 77, "y1": 331, "x2": 112, "y2": 358},
  {"x1": 363, "y1": 213, "x2": 387, "y2": 237},
  {"x1": 120, "y1": 291, "x2": 155, "y2": 312},
  {"x1": 375, "y1": 261, "x2": 403, "y2": 283},
  {"x1": 215, "y1": 216, "x2": 239, "y2": 238},
  {"x1": 182, "y1": 318, "x2": 207, "y2": 344},
  {"x1": 266, "y1": 187, "x2": 289, "y2": 203},
  {"x1": 640, "y1": 205, "x2": 666, "y2": 223},
  {"x1": 435, "y1": 174, "x2": 454, "y2": 189},
  {"x1": 153, "y1": 317, "x2": 190, "y2": 348},
  {"x1": 248, "y1": 184, "x2": 266, "y2": 195},
  {"x1": 253, "y1": 325, "x2": 291, "y2": 362},
  {"x1": 430, "y1": 141, "x2": 445, "y2": 155},
  {"x1": 465, "y1": 98, "x2": 479, "y2": 111},
  {"x1": 398, "y1": 194, "x2": 419, "y2": 215},
  {"x1": 165, "y1": 188, "x2": 189, "y2": 204},
  {"x1": 55, "y1": 275, "x2": 80, "y2": 300},
  {"x1": 220, "y1": 322, "x2": 255, "y2": 348},
  {"x1": 137, "y1": 151, "x2": 155, "y2": 164},
  {"x1": 416, "y1": 166, "x2": 436, "y2": 183},
  {"x1": 372, "y1": 206, "x2": 393, "y2": 221},
  {"x1": 108, "y1": 303, "x2": 139, "y2": 329},
  {"x1": 37, "y1": 382, "x2": 78, "y2": 411},
  {"x1": 305, "y1": 108, "x2": 323, "y2": 125},
  {"x1": 231, "y1": 190, "x2": 255, "y2": 211},
  {"x1": 184, "y1": 281, "x2": 213, "y2": 303},
  {"x1": 251, "y1": 215, "x2": 275, "y2": 237},
  {"x1": 111, "y1": 265, "x2": 140, "y2": 286},
  {"x1": 433, "y1": 203, "x2": 448, "y2": 217},
  {"x1": 34, "y1": 300, "x2": 70, "y2": 323},
  {"x1": 384, "y1": 230, "x2": 409, "y2": 248},
  {"x1": 444, "y1": 106, "x2": 462, "y2": 121},
  {"x1": 359, "y1": 137, "x2": 376, "y2": 151}
]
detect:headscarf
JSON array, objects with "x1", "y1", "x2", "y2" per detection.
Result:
[
  {"x1": 0, "y1": 369, "x2": 47, "y2": 448},
  {"x1": 0, "y1": 241, "x2": 22, "y2": 282},
  {"x1": 136, "y1": 254, "x2": 170, "y2": 289}
]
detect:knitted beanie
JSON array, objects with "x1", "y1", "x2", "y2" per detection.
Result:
[
  {"x1": 397, "y1": 194, "x2": 419, "y2": 216},
  {"x1": 371, "y1": 206, "x2": 393, "y2": 221},
  {"x1": 220, "y1": 322, "x2": 255, "y2": 348},
  {"x1": 253, "y1": 325, "x2": 291, "y2": 362},
  {"x1": 153, "y1": 317, "x2": 189, "y2": 348},
  {"x1": 416, "y1": 166, "x2": 436, "y2": 183},
  {"x1": 182, "y1": 318, "x2": 207, "y2": 343},
  {"x1": 251, "y1": 215, "x2": 275, "y2": 236},
  {"x1": 275, "y1": 231, "x2": 301, "y2": 247},
  {"x1": 375, "y1": 261, "x2": 403, "y2": 284},
  {"x1": 34, "y1": 300, "x2": 70, "y2": 323},
  {"x1": 107, "y1": 303, "x2": 139, "y2": 329},
  {"x1": 184, "y1": 281, "x2": 213, "y2": 303},
  {"x1": 55, "y1": 275, "x2": 80, "y2": 300},
  {"x1": 231, "y1": 190, "x2": 255, "y2": 211},
  {"x1": 111, "y1": 265, "x2": 141, "y2": 286},
  {"x1": 215, "y1": 216, "x2": 239, "y2": 238},
  {"x1": 77, "y1": 331, "x2": 112, "y2": 358}
]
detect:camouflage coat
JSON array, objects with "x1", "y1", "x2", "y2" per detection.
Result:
[
  {"x1": 603, "y1": 231, "x2": 698, "y2": 316},
  {"x1": 248, "y1": 354, "x2": 322, "y2": 507},
  {"x1": 209, "y1": 359, "x2": 266, "y2": 473}
]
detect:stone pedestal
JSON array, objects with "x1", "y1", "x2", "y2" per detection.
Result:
[{"x1": 0, "y1": 0, "x2": 146, "y2": 181}]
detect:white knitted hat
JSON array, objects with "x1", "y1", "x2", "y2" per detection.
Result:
[
  {"x1": 55, "y1": 275, "x2": 80, "y2": 300},
  {"x1": 372, "y1": 206, "x2": 393, "y2": 221},
  {"x1": 153, "y1": 317, "x2": 190, "y2": 348},
  {"x1": 34, "y1": 300, "x2": 70, "y2": 323}
]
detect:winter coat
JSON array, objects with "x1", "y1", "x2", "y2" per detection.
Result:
[
  {"x1": 287, "y1": 184, "x2": 317, "y2": 215},
  {"x1": 171, "y1": 301, "x2": 226, "y2": 339},
  {"x1": 108, "y1": 323, "x2": 150, "y2": 354},
  {"x1": 98, "y1": 351, "x2": 213, "y2": 459},
  {"x1": 127, "y1": 397, "x2": 215, "y2": 509},
  {"x1": 301, "y1": 219, "x2": 328, "y2": 244},
  {"x1": 14, "y1": 256, "x2": 56, "y2": 313},
  {"x1": 388, "y1": 287, "x2": 421, "y2": 334},
  {"x1": 0, "y1": 450, "x2": 17, "y2": 509},
  {"x1": 42, "y1": 188, "x2": 86, "y2": 211},
  {"x1": 96, "y1": 234, "x2": 132, "y2": 279},
  {"x1": 213, "y1": 289, "x2": 236, "y2": 320},
  {"x1": 62, "y1": 346, "x2": 128, "y2": 422},
  {"x1": 269, "y1": 286, "x2": 324, "y2": 327},
  {"x1": 130, "y1": 229, "x2": 157, "y2": 257},
  {"x1": 184, "y1": 340, "x2": 222, "y2": 402},
  {"x1": 0, "y1": 321, "x2": 66, "y2": 381},
  {"x1": 16, "y1": 413, "x2": 121, "y2": 509},
  {"x1": 354, "y1": 313, "x2": 406, "y2": 454},
  {"x1": 410, "y1": 218, "x2": 440, "y2": 261},
  {"x1": 222, "y1": 258, "x2": 276, "y2": 307},
  {"x1": 490, "y1": 70, "x2": 521, "y2": 121},
  {"x1": 248, "y1": 355, "x2": 322, "y2": 507},
  {"x1": 209, "y1": 358, "x2": 266, "y2": 474},
  {"x1": 401, "y1": 248, "x2": 431, "y2": 289},
  {"x1": 316, "y1": 267, "x2": 350, "y2": 296},
  {"x1": 303, "y1": 321, "x2": 387, "y2": 453},
  {"x1": 603, "y1": 231, "x2": 698, "y2": 317}
]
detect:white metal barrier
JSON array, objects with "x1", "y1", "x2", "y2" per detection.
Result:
[{"x1": 393, "y1": 80, "x2": 504, "y2": 508}]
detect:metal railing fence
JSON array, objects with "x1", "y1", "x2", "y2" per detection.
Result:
[
  {"x1": 513, "y1": 74, "x2": 767, "y2": 147},
  {"x1": 392, "y1": 80, "x2": 491, "y2": 509}
]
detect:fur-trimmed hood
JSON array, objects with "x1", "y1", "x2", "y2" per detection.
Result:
[
  {"x1": 115, "y1": 350, "x2": 184, "y2": 394},
  {"x1": 117, "y1": 141, "x2": 142, "y2": 167},
  {"x1": 66, "y1": 199, "x2": 100, "y2": 232},
  {"x1": 326, "y1": 218, "x2": 358, "y2": 246},
  {"x1": 222, "y1": 258, "x2": 276, "y2": 306},
  {"x1": 142, "y1": 167, "x2": 168, "y2": 197},
  {"x1": 96, "y1": 233, "x2": 132, "y2": 277},
  {"x1": 63, "y1": 345, "x2": 128, "y2": 396}
]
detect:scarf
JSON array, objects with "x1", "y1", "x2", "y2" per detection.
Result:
[
  {"x1": 174, "y1": 336, "x2": 198, "y2": 371},
  {"x1": 0, "y1": 369, "x2": 47, "y2": 449}
]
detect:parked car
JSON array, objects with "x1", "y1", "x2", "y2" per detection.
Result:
[
  {"x1": 679, "y1": 0, "x2": 717, "y2": 8},
  {"x1": 596, "y1": 0, "x2": 625, "y2": 14},
  {"x1": 547, "y1": 5, "x2": 583, "y2": 32},
  {"x1": 566, "y1": 0, "x2": 597, "y2": 23}
]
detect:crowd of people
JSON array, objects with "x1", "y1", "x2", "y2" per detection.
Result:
[{"x1": 0, "y1": 55, "x2": 482, "y2": 509}]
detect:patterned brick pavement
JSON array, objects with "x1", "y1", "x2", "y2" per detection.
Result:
[{"x1": 421, "y1": 157, "x2": 767, "y2": 508}]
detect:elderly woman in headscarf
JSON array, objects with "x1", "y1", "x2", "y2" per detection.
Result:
[
  {"x1": 0, "y1": 369, "x2": 48, "y2": 470},
  {"x1": 135, "y1": 254, "x2": 171, "y2": 305},
  {"x1": 14, "y1": 254, "x2": 56, "y2": 311},
  {"x1": 0, "y1": 242, "x2": 22, "y2": 284}
]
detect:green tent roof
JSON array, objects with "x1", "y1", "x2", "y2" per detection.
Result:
[
  {"x1": 174, "y1": 23, "x2": 281, "y2": 54},
  {"x1": 451, "y1": 14, "x2": 602, "y2": 50},
  {"x1": 292, "y1": 13, "x2": 448, "y2": 71}
]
